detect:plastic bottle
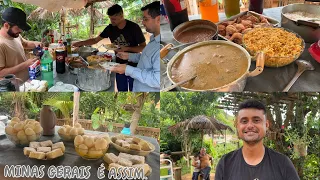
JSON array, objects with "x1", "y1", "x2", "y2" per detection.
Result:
[
  {"x1": 249, "y1": 0, "x2": 264, "y2": 14},
  {"x1": 224, "y1": 0, "x2": 240, "y2": 18},
  {"x1": 55, "y1": 40, "x2": 66, "y2": 74},
  {"x1": 41, "y1": 47, "x2": 54, "y2": 87},
  {"x1": 66, "y1": 33, "x2": 72, "y2": 55},
  {"x1": 199, "y1": 0, "x2": 219, "y2": 23},
  {"x1": 121, "y1": 123, "x2": 131, "y2": 135},
  {"x1": 163, "y1": 0, "x2": 189, "y2": 31}
]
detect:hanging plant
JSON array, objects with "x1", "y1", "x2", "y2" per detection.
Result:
[{"x1": 284, "y1": 129, "x2": 312, "y2": 159}]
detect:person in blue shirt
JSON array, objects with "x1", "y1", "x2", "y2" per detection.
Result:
[
  {"x1": 121, "y1": 123, "x2": 131, "y2": 135},
  {"x1": 110, "y1": 1, "x2": 160, "y2": 92}
]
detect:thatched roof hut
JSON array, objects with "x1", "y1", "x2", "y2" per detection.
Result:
[{"x1": 169, "y1": 115, "x2": 234, "y2": 135}]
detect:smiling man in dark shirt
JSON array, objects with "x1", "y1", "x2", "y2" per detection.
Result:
[{"x1": 215, "y1": 100, "x2": 300, "y2": 180}]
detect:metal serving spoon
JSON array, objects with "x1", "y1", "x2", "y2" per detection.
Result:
[
  {"x1": 283, "y1": 60, "x2": 315, "y2": 92},
  {"x1": 161, "y1": 75, "x2": 197, "y2": 92}
]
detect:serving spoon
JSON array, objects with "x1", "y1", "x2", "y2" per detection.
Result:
[
  {"x1": 161, "y1": 75, "x2": 197, "y2": 92},
  {"x1": 283, "y1": 60, "x2": 315, "y2": 92}
]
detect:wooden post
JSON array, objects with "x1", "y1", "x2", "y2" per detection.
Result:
[
  {"x1": 72, "y1": 92, "x2": 80, "y2": 127},
  {"x1": 90, "y1": 4, "x2": 94, "y2": 38}
]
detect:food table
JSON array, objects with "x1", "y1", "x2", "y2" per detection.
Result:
[
  {"x1": 0, "y1": 127, "x2": 160, "y2": 180},
  {"x1": 161, "y1": 7, "x2": 320, "y2": 92},
  {"x1": 25, "y1": 51, "x2": 116, "y2": 92}
]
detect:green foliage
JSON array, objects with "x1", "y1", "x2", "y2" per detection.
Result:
[
  {"x1": 176, "y1": 157, "x2": 190, "y2": 175},
  {"x1": 160, "y1": 118, "x2": 180, "y2": 152},
  {"x1": 42, "y1": 93, "x2": 74, "y2": 120},
  {"x1": 0, "y1": 93, "x2": 13, "y2": 115},
  {"x1": 79, "y1": 92, "x2": 120, "y2": 120},
  {"x1": 284, "y1": 128, "x2": 312, "y2": 159},
  {"x1": 215, "y1": 109, "x2": 236, "y2": 132},
  {"x1": 303, "y1": 154, "x2": 320, "y2": 180},
  {"x1": 161, "y1": 92, "x2": 222, "y2": 122},
  {"x1": 140, "y1": 101, "x2": 160, "y2": 127},
  {"x1": 80, "y1": 92, "x2": 159, "y2": 130},
  {"x1": 210, "y1": 141, "x2": 238, "y2": 172},
  {"x1": 0, "y1": 0, "x2": 59, "y2": 41}
]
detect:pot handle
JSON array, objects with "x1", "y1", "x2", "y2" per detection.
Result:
[
  {"x1": 248, "y1": 52, "x2": 265, "y2": 77},
  {"x1": 160, "y1": 43, "x2": 173, "y2": 59},
  {"x1": 296, "y1": 20, "x2": 319, "y2": 29}
]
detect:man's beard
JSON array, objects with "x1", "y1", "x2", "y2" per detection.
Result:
[{"x1": 7, "y1": 27, "x2": 20, "y2": 38}]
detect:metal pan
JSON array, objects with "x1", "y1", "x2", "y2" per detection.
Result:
[{"x1": 166, "y1": 40, "x2": 265, "y2": 92}]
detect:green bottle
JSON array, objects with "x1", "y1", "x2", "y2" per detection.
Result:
[
  {"x1": 224, "y1": 0, "x2": 240, "y2": 18},
  {"x1": 41, "y1": 47, "x2": 54, "y2": 87}
]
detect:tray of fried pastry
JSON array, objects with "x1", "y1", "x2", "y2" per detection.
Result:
[
  {"x1": 24, "y1": 140, "x2": 65, "y2": 160},
  {"x1": 110, "y1": 134, "x2": 155, "y2": 156}
]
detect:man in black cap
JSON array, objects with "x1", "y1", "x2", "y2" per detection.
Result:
[{"x1": 0, "y1": 7, "x2": 42, "y2": 81}]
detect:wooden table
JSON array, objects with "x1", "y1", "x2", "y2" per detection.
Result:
[{"x1": 0, "y1": 127, "x2": 160, "y2": 180}]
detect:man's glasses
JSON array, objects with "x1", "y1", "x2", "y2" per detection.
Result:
[{"x1": 142, "y1": 16, "x2": 153, "y2": 22}]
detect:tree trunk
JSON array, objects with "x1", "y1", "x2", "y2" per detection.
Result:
[
  {"x1": 13, "y1": 93, "x2": 25, "y2": 120},
  {"x1": 284, "y1": 101, "x2": 294, "y2": 128},
  {"x1": 72, "y1": 92, "x2": 80, "y2": 126},
  {"x1": 90, "y1": 5, "x2": 94, "y2": 38},
  {"x1": 130, "y1": 93, "x2": 148, "y2": 134}
]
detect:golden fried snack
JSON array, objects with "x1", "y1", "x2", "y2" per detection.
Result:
[
  {"x1": 139, "y1": 141, "x2": 152, "y2": 151},
  {"x1": 130, "y1": 144, "x2": 141, "y2": 151},
  {"x1": 37, "y1": 147, "x2": 51, "y2": 153},
  {"x1": 46, "y1": 149, "x2": 64, "y2": 160},
  {"x1": 29, "y1": 142, "x2": 40, "y2": 149},
  {"x1": 40, "y1": 140, "x2": 53, "y2": 147},
  {"x1": 108, "y1": 163, "x2": 124, "y2": 171},
  {"x1": 118, "y1": 158, "x2": 133, "y2": 167},
  {"x1": 24, "y1": 147, "x2": 36, "y2": 156},
  {"x1": 74, "y1": 135, "x2": 84, "y2": 146},
  {"x1": 132, "y1": 164, "x2": 151, "y2": 175},
  {"x1": 103, "y1": 153, "x2": 119, "y2": 164},
  {"x1": 29, "y1": 151, "x2": 45, "y2": 160},
  {"x1": 94, "y1": 138, "x2": 108, "y2": 150},
  {"x1": 52, "y1": 142, "x2": 65, "y2": 153},
  {"x1": 132, "y1": 137, "x2": 141, "y2": 144}
]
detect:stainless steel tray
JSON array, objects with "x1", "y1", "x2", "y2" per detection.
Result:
[
  {"x1": 217, "y1": 11, "x2": 280, "y2": 42},
  {"x1": 75, "y1": 79, "x2": 111, "y2": 92}
]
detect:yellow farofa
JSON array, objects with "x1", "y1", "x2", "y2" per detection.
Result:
[{"x1": 243, "y1": 28, "x2": 303, "y2": 67}]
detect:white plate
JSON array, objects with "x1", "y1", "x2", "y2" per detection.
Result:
[
  {"x1": 99, "y1": 62, "x2": 119, "y2": 70},
  {"x1": 103, "y1": 44, "x2": 119, "y2": 51},
  {"x1": 48, "y1": 82, "x2": 79, "y2": 92}
]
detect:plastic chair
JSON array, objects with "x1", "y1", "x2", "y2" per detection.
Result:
[{"x1": 160, "y1": 159, "x2": 174, "y2": 180}]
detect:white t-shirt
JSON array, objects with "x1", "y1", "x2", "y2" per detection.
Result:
[{"x1": 194, "y1": 160, "x2": 200, "y2": 172}]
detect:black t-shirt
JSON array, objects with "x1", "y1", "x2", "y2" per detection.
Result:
[
  {"x1": 215, "y1": 147, "x2": 300, "y2": 180},
  {"x1": 99, "y1": 20, "x2": 146, "y2": 67}
]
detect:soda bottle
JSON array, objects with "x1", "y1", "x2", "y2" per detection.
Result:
[
  {"x1": 66, "y1": 33, "x2": 72, "y2": 55},
  {"x1": 163, "y1": 0, "x2": 189, "y2": 31},
  {"x1": 41, "y1": 47, "x2": 54, "y2": 87},
  {"x1": 55, "y1": 40, "x2": 66, "y2": 74},
  {"x1": 249, "y1": 0, "x2": 263, "y2": 14},
  {"x1": 62, "y1": 35, "x2": 67, "y2": 47}
]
